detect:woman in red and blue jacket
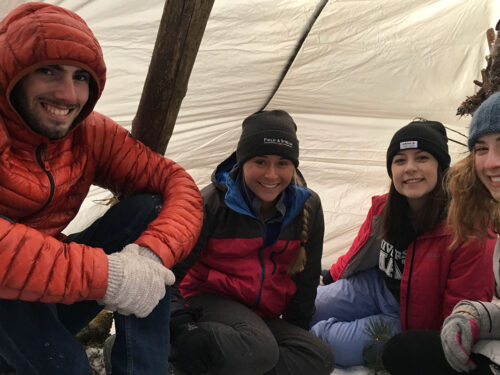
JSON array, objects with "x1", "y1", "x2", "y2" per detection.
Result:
[
  {"x1": 169, "y1": 110, "x2": 334, "y2": 375},
  {"x1": 311, "y1": 120, "x2": 495, "y2": 369}
]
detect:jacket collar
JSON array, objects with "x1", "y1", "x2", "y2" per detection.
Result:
[{"x1": 212, "y1": 151, "x2": 311, "y2": 227}]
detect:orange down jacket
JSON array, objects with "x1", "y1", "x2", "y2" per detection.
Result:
[{"x1": 0, "y1": 3, "x2": 203, "y2": 304}]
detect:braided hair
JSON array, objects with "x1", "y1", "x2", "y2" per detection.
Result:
[{"x1": 287, "y1": 171, "x2": 309, "y2": 275}]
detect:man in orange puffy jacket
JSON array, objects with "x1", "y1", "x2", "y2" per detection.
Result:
[{"x1": 0, "y1": 3, "x2": 203, "y2": 374}]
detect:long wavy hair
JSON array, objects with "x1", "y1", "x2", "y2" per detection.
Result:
[
  {"x1": 378, "y1": 167, "x2": 448, "y2": 242},
  {"x1": 446, "y1": 153, "x2": 500, "y2": 246}
]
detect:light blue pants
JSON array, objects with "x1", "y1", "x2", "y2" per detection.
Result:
[{"x1": 310, "y1": 267, "x2": 401, "y2": 368}]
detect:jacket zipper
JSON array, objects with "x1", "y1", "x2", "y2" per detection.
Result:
[
  {"x1": 20, "y1": 144, "x2": 55, "y2": 221},
  {"x1": 270, "y1": 240, "x2": 289, "y2": 275},
  {"x1": 254, "y1": 220, "x2": 267, "y2": 307},
  {"x1": 254, "y1": 219, "x2": 291, "y2": 307},
  {"x1": 404, "y1": 239, "x2": 417, "y2": 329},
  {"x1": 255, "y1": 244, "x2": 266, "y2": 307}
]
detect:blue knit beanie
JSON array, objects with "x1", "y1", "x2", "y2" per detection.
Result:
[{"x1": 468, "y1": 92, "x2": 500, "y2": 150}]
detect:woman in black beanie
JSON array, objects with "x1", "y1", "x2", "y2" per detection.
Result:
[
  {"x1": 311, "y1": 119, "x2": 495, "y2": 370},
  {"x1": 382, "y1": 93, "x2": 500, "y2": 375},
  {"x1": 168, "y1": 110, "x2": 334, "y2": 375}
]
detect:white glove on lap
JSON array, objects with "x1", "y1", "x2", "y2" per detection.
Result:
[{"x1": 98, "y1": 244, "x2": 175, "y2": 318}]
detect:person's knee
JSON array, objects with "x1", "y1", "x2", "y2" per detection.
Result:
[
  {"x1": 120, "y1": 194, "x2": 163, "y2": 217},
  {"x1": 253, "y1": 340, "x2": 280, "y2": 372},
  {"x1": 204, "y1": 322, "x2": 279, "y2": 375},
  {"x1": 109, "y1": 194, "x2": 163, "y2": 238},
  {"x1": 0, "y1": 356, "x2": 13, "y2": 373},
  {"x1": 382, "y1": 333, "x2": 408, "y2": 374},
  {"x1": 309, "y1": 338, "x2": 335, "y2": 375},
  {"x1": 235, "y1": 331, "x2": 279, "y2": 373},
  {"x1": 310, "y1": 318, "x2": 368, "y2": 368},
  {"x1": 241, "y1": 344, "x2": 279, "y2": 374}
]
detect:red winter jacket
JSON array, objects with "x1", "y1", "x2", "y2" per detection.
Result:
[
  {"x1": 0, "y1": 3, "x2": 202, "y2": 304},
  {"x1": 177, "y1": 154, "x2": 325, "y2": 329},
  {"x1": 329, "y1": 194, "x2": 495, "y2": 330}
]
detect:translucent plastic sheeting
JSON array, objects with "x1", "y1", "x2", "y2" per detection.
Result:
[
  {"x1": 269, "y1": 0, "x2": 495, "y2": 126},
  {"x1": 2, "y1": 0, "x2": 498, "y2": 266}
]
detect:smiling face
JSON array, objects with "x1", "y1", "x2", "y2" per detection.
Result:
[
  {"x1": 11, "y1": 64, "x2": 90, "y2": 139},
  {"x1": 242, "y1": 154, "x2": 295, "y2": 207},
  {"x1": 473, "y1": 133, "x2": 500, "y2": 201},
  {"x1": 391, "y1": 149, "x2": 439, "y2": 211}
]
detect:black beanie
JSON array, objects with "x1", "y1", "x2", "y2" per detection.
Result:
[
  {"x1": 386, "y1": 120, "x2": 450, "y2": 176},
  {"x1": 236, "y1": 110, "x2": 299, "y2": 167}
]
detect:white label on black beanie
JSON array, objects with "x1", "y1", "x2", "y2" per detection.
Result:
[
  {"x1": 400, "y1": 140, "x2": 418, "y2": 150},
  {"x1": 263, "y1": 137, "x2": 293, "y2": 148}
]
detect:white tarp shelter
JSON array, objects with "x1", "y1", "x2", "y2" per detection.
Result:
[{"x1": 2, "y1": 0, "x2": 500, "y2": 270}]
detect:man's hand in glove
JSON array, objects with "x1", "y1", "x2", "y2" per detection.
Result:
[{"x1": 98, "y1": 244, "x2": 175, "y2": 318}]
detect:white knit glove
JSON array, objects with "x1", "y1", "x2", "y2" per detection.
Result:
[
  {"x1": 441, "y1": 302, "x2": 481, "y2": 373},
  {"x1": 98, "y1": 244, "x2": 175, "y2": 318}
]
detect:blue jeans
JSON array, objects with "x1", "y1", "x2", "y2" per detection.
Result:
[
  {"x1": 0, "y1": 194, "x2": 170, "y2": 375},
  {"x1": 310, "y1": 268, "x2": 401, "y2": 368}
]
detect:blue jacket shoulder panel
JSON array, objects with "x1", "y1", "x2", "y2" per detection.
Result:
[{"x1": 213, "y1": 152, "x2": 311, "y2": 222}]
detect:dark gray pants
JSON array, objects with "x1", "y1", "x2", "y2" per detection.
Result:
[{"x1": 182, "y1": 294, "x2": 334, "y2": 375}]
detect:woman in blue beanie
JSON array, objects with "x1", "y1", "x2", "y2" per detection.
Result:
[
  {"x1": 382, "y1": 92, "x2": 500, "y2": 374},
  {"x1": 311, "y1": 119, "x2": 495, "y2": 369},
  {"x1": 168, "y1": 110, "x2": 334, "y2": 375}
]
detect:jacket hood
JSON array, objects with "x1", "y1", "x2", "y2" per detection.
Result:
[
  {"x1": 212, "y1": 151, "x2": 311, "y2": 225},
  {"x1": 0, "y1": 2, "x2": 106, "y2": 131},
  {"x1": 211, "y1": 151, "x2": 239, "y2": 190}
]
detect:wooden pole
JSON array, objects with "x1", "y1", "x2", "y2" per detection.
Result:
[{"x1": 131, "y1": 0, "x2": 214, "y2": 154}]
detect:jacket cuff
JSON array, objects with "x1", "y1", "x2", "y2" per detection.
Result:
[
  {"x1": 321, "y1": 269, "x2": 334, "y2": 285},
  {"x1": 457, "y1": 300, "x2": 500, "y2": 340},
  {"x1": 451, "y1": 300, "x2": 480, "y2": 321}
]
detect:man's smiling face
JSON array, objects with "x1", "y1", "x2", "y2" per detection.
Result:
[{"x1": 11, "y1": 64, "x2": 90, "y2": 139}]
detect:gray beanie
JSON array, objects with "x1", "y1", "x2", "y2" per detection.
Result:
[
  {"x1": 386, "y1": 120, "x2": 450, "y2": 176},
  {"x1": 236, "y1": 110, "x2": 299, "y2": 167},
  {"x1": 468, "y1": 92, "x2": 500, "y2": 150}
]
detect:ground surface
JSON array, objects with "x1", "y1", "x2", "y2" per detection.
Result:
[{"x1": 85, "y1": 347, "x2": 386, "y2": 375}]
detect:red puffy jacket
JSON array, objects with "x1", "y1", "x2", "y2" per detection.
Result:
[
  {"x1": 329, "y1": 194, "x2": 495, "y2": 330},
  {"x1": 0, "y1": 3, "x2": 202, "y2": 304}
]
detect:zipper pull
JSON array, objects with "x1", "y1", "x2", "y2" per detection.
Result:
[{"x1": 36, "y1": 143, "x2": 49, "y2": 171}]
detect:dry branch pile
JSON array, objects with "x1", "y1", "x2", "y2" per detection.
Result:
[{"x1": 457, "y1": 20, "x2": 500, "y2": 116}]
